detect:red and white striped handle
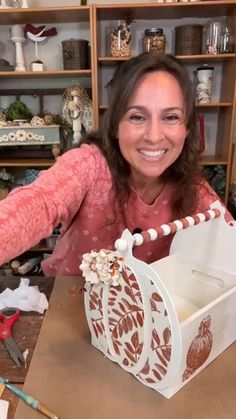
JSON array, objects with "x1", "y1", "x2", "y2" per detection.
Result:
[{"x1": 115, "y1": 208, "x2": 222, "y2": 250}]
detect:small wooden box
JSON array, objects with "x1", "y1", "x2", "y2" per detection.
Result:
[
  {"x1": 0, "y1": 124, "x2": 61, "y2": 159},
  {"x1": 84, "y1": 201, "x2": 236, "y2": 398}
]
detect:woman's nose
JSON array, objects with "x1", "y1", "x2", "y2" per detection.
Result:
[{"x1": 145, "y1": 118, "x2": 164, "y2": 143}]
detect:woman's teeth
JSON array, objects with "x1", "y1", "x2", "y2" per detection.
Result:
[{"x1": 139, "y1": 149, "x2": 166, "y2": 157}]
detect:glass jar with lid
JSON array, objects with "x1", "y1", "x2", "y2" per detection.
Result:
[
  {"x1": 143, "y1": 28, "x2": 166, "y2": 54},
  {"x1": 110, "y1": 21, "x2": 131, "y2": 58}
]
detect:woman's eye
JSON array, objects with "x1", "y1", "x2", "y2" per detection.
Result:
[
  {"x1": 164, "y1": 114, "x2": 181, "y2": 124},
  {"x1": 129, "y1": 114, "x2": 145, "y2": 123}
]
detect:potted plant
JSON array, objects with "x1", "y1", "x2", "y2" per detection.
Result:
[{"x1": 0, "y1": 168, "x2": 14, "y2": 200}]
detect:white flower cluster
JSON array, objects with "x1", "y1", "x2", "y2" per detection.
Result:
[
  {"x1": 80, "y1": 249, "x2": 124, "y2": 286},
  {"x1": 0, "y1": 130, "x2": 45, "y2": 143}
]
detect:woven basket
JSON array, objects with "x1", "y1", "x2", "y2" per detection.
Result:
[
  {"x1": 175, "y1": 25, "x2": 203, "y2": 55},
  {"x1": 61, "y1": 39, "x2": 89, "y2": 70}
]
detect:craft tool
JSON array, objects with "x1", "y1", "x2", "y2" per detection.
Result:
[
  {"x1": 0, "y1": 308, "x2": 25, "y2": 368},
  {"x1": 0, "y1": 377, "x2": 60, "y2": 419}
]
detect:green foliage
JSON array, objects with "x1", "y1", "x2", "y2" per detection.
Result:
[{"x1": 6, "y1": 100, "x2": 33, "y2": 122}]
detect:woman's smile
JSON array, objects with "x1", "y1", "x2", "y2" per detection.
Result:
[{"x1": 138, "y1": 148, "x2": 168, "y2": 160}]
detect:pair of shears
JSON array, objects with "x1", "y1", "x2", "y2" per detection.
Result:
[{"x1": 0, "y1": 308, "x2": 25, "y2": 368}]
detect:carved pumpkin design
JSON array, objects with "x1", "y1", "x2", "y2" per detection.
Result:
[{"x1": 182, "y1": 315, "x2": 213, "y2": 381}]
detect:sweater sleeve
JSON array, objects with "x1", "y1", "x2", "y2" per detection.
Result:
[
  {"x1": 196, "y1": 179, "x2": 233, "y2": 223},
  {"x1": 0, "y1": 145, "x2": 99, "y2": 266}
]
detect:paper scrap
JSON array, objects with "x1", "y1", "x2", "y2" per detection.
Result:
[
  {"x1": 0, "y1": 277, "x2": 48, "y2": 314},
  {"x1": 0, "y1": 400, "x2": 9, "y2": 419}
]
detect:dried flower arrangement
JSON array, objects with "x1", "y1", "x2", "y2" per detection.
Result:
[{"x1": 80, "y1": 249, "x2": 124, "y2": 286}]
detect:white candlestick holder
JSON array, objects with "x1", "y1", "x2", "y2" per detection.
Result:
[{"x1": 11, "y1": 36, "x2": 26, "y2": 71}]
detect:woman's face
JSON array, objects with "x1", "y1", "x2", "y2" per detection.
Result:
[{"x1": 117, "y1": 70, "x2": 188, "y2": 187}]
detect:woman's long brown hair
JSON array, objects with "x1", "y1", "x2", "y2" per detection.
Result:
[{"x1": 81, "y1": 53, "x2": 202, "y2": 217}]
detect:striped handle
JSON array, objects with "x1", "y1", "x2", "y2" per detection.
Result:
[{"x1": 115, "y1": 208, "x2": 221, "y2": 250}]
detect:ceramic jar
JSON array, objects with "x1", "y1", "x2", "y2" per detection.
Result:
[{"x1": 196, "y1": 65, "x2": 214, "y2": 104}]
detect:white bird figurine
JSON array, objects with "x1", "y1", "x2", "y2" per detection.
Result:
[{"x1": 24, "y1": 24, "x2": 57, "y2": 71}]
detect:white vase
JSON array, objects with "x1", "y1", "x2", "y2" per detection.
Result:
[{"x1": 21, "y1": 0, "x2": 29, "y2": 7}]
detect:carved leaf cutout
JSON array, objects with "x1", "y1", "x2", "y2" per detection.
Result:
[
  {"x1": 141, "y1": 361, "x2": 150, "y2": 375},
  {"x1": 156, "y1": 350, "x2": 168, "y2": 367},
  {"x1": 118, "y1": 322, "x2": 123, "y2": 338},
  {"x1": 152, "y1": 368, "x2": 162, "y2": 381},
  {"x1": 131, "y1": 314, "x2": 138, "y2": 328},
  {"x1": 136, "y1": 311, "x2": 143, "y2": 327},
  {"x1": 113, "y1": 341, "x2": 121, "y2": 355},
  {"x1": 121, "y1": 298, "x2": 132, "y2": 310},
  {"x1": 132, "y1": 282, "x2": 140, "y2": 291},
  {"x1": 152, "y1": 292, "x2": 163, "y2": 302},
  {"x1": 125, "y1": 342, "x2": 135, "y2": 354},
  {"x1": 127, "y1": 315, "x2": 133, "y2": 331},
  {"x1": 154, "y1": 363, "x2": 167, "y2": 375},
  {"x1": 119, "y1": 302, "x2": 126, "y2": 313},
  {"x1": 112, "y1": 327, "x2": 118, "y2": 339},
  {"x1": 131, "y1": 331, "x2": 139, "y2": 350},
  {"x1": 112, "y1": 308, "x2": 122, "y2": 316},
  {"x1": 92, "y1": 323, "x2": 98, "y2": 338},
  {"x1": 124, "y1": 286, "x2": 136, "y2": 303},
  {"x1": 163, "y1": 327, "x2": 171, "y2": 345},
  {"x1": 89, "y1": 301, "x2": 96, "y2": 310},
  {"x1": 122, "y1": 318, "x2": 129, "y2": 334},
  {"x1": 150, "y1": 299, "x2": 157, "y2": 311},
  {"x1": 152, "y1": 329, "x2": 160, "y2": 346},
  {"x1": 161, "y1": 347, "x2": 171, "y2": 362},
  {"x1": 124, "y1": 349, "x2": 136, "y2": 363},
  {"x1": 145, "y1": 378, "x2": 156, "y2": 384},
  {"x1": 97, "y1": 322, "x2": 103, "y2": 335}
]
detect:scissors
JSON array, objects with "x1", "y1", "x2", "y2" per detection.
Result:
[{"x1": 0, "y1": 308, "x2": 25, "y2": 368}]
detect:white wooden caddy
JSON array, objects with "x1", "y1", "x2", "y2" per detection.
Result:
[{"x1": 83, "y1": 201, "x2": 236, "y2": 398}]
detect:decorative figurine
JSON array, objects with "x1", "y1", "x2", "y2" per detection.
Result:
[
  {"x1": 63, "y1": 85, "x2": 93, "y2": 145},
  {"x1": 11, "y1": 25, "x2": 26, "y2": 71},
  {"x1": 24, "y1": 24, "x2": 57, "y2": 71}
]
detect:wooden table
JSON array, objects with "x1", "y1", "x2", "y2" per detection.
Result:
[
  {"x1": 0, "y1": 276, "x2": 54, "y2": 419},
  {"x1": 11, "y1": 276, "x2": 236, "y2": 419}
]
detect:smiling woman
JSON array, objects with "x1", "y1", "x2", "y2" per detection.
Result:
[
  {"x1": 0, "y1": 53, "x2": 234, "y2": 276},
  {"x1": 117, "y1": 71, "x2": 187, "y2": 204}
]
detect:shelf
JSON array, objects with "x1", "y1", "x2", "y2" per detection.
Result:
[
  {"x1": 176, "y1": 54, "x2": 236, "y2": 62},
  {"x1": 0, "y1": 70, "x2": 92, "y2": 79},
  {"x1": 0, "y1": 6, "x2": 91, "y2": 24},
  {"x1": 0, "y1": 159, "x2": 55, "y2": 167},
  {"x1": 96, "y1": 1, "x2": 236, "y2": 20},
  {"x1": 196, "y1": 103, "x2": 232, "y2": 108},
  {"x1": 98, "y1": 54, "x2": 236, "y2": 64},
  {"x1": 200, "y1": 156, "x2": 228, "y2": 166},
  {"x1": 99, "y1": 103, "x2": 232, "y2": 111}
]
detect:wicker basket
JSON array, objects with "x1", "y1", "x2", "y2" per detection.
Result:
[
  {"x1": 61, "y1": 39, "x2": 89, "y2": 70},
  {"x1": 175, "y1": 25, "x2": 203, "y2": 55}
]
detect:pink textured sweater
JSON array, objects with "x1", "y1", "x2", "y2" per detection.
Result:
[{"x1": 0, "y1": 144, "x2": 232, "y2": 276}]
